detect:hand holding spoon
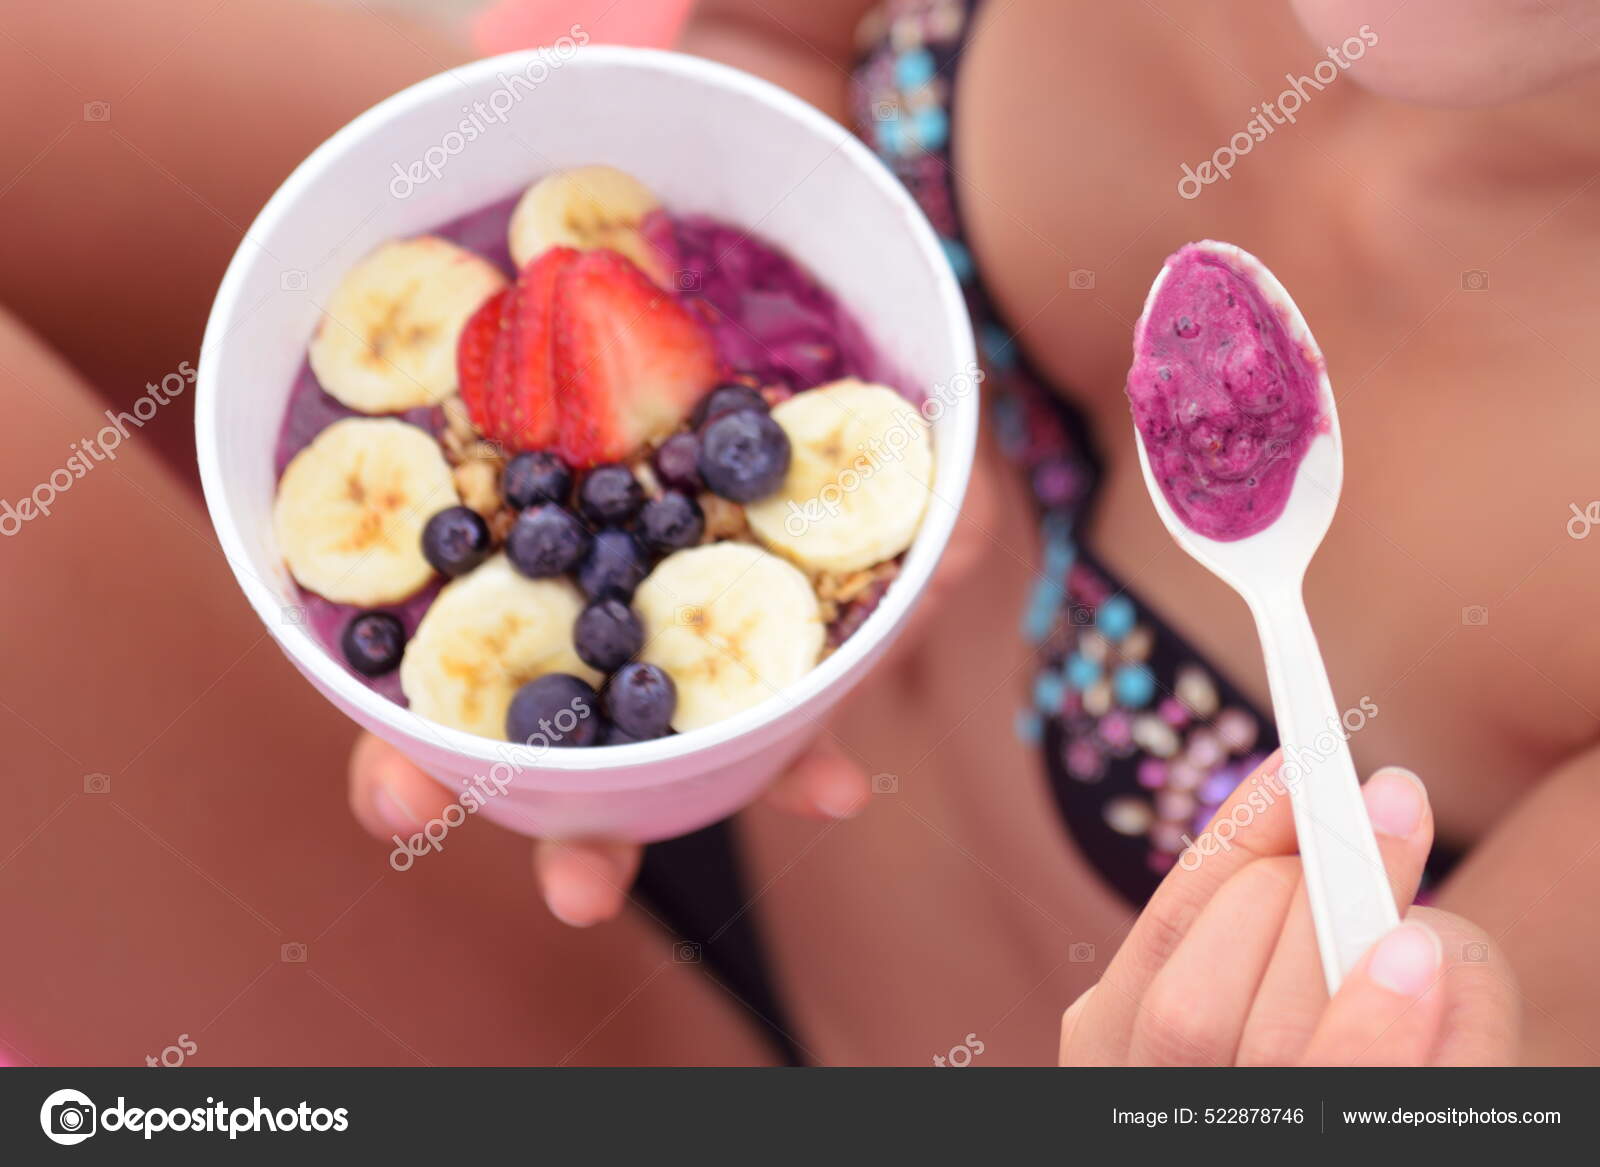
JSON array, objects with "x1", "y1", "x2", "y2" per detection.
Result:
[{"x1": 1124, "y1": 240, "x2": 1397, "y2": 992}]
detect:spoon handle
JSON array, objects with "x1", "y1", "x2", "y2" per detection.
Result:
[{"x1": 1248, "y1": 584, "x2": 1400, "y2": 993}]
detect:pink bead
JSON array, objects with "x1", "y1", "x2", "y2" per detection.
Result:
[
  {"x1": 1098, "y1": 710, "x2": 1133, "y2": 748},
  {"x1": 1157, "y1": 790, "x2": 1196, "y2": 821}
]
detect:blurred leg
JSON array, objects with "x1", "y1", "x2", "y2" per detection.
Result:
[
  {"x1": 0, "y1": 0, "x2": 470, "y2": 477},
  {"x1": 0, "y1": 308, "x2": 775, "y2": 1066}
]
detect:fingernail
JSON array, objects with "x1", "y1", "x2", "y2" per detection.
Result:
[
  {"x1": 546, "y1": 892, "x2": 597, "y2": 928},
  {"x1": 1363, "y1": 767, "x2": 1426, "y2": 838},
  {"x1": 813, "y1": 782, "x2": 865, "y2": 820},
  {"x1": 541, "y1": 842, "x2": 627, "y2": 928},
  {"x1": 1368, "y1": 922, "x2": 1442, "y2": 996},
  {"x1": 374, "y1": 786, "x2": 421, "y2": 836}
]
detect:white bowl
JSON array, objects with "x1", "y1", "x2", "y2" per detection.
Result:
[{"x1": 196, "y1": 47, "x2": 977, "y2": 842}]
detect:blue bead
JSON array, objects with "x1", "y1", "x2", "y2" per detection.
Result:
[
  {"x1": 1113, "y1": 663, "x2": 1156, "y2": 709},
  {"x1": 1041, "y1": 513, "x2": 1076, "y2": 579},
  {"x1": 993, "y1": 394, "x2": 1026, "y2": 454},
  {"x1": 1096, "y1": 594, "x2": 1136, "y2": 641},
  {"x1": 1022, "y1": 577, "x2": 1063, "y2": 643},
  {"x1": 980, "y1": 321, "x2": 1017, "y2": 371},
  {"x1": 914, "y1": 105, "x2": 949, "y2": 150},
  {"x1": 940, "y1": 237, "x2": 973, "y2": 281},
  {"x1": 895, "y1": 48, "x2": 937, "y2": 89},
  {"x1": 1065, "y1": 653, "x2": 1102, "y2": 691},
  {"x1": 1013, "y1": 709, "x2": 1043, "y2": 745},
  {"x1": 1034, "y1": 670, "x2": 1065, "y2": 712},
  {"x1": 875, "y1": 114, "x2": 904, "y2": 155},
  {"x1": 1043, "y1": 537, "x2": 1075, "y2": 582}
]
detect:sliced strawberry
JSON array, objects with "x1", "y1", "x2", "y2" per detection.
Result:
[
  {"x1": 495, "y1": 247, "x2": 579, "y2": 452},
  {"x1": 552, "y1": 250, "x2": 720, "y2": 467},
  {"x1": 483, "y1": 282, "x2": 520, "y2": 447},
  {"x1": 457, "y1": 286, "x2": 511, "y2": 437}
]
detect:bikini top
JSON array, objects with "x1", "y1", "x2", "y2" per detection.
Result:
[{"x1": 851, "y1": 0, "x2": 1454, "y2": 902}]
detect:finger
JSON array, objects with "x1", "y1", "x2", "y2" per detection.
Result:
[
  {"x1": 534, "y1": 838, "x2": 644, "y2": 928},
  {"x1": 1058, "y1": 985, "x2": 1097, "y2": 1065},
  {"x1": 347, "y1": 731, "x2": 453, "y2": 842},
  {"x1": 1069, "y1": 750, "x2": 1298, "y2": 1060},
  {"x1": 1125, "y1": 856, "x2": 1301, "y2": 1065},
  {"x1": 759, "y1": 737, "x2": 871, "y2": 821},
  {"x1": 1409, "y1": 907, "x2": 1521, "y2": 1066},
  {"x1": 1298, "y1": 919, "x2": 1446, "y2": 1065},
  {"x1": 1238, "y1": 766, "x2": 1434, "y2": 1064}
]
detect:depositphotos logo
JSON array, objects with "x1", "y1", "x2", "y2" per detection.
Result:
[
  {"x1": 40, "y1": 1089, "x2": 96, "y2": 1146},
  {"x1": 39, "y1": 1088, "x2": 350, "y2": 1143}
]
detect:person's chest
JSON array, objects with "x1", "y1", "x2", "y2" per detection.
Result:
[{"x1": 949, "y1": 0, "x2": 1600, "y2": 842}]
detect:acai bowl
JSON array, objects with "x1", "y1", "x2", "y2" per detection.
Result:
[{"x1": 197, "y1": 48, "x2": 977, "y2": 842}]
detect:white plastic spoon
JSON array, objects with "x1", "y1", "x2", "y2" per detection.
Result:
[{"x1": 1127, "y1": 240, "x2": 1398, "y2": 993}]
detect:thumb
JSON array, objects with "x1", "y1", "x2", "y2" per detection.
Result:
[
  {"x1": 1298, "y1": 919, "x2": 1448, "y2": 1065},
  {"x1": 347, "y1": 731, "x2": 454, "y2": 843}
]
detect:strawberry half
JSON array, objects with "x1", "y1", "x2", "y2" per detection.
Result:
[
  {"x1": 483, "y1": 282, "x2": 520, "y2": 448},
  {"x1": 552, "y1": 249, "x2": 720, "y2": 467},
  {"x1": 494, "y1": 247, "x2": 579, "y2": 452},
  {"x1": 457, "y1": 286, "x2": 510, "y2": 437}
]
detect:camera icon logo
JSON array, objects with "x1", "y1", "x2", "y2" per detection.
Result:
[
  {"x1": 82, "y1": 102, "x2": 111, "y2": 123},
  {"x1": 281, "y1": 604, "x2": 306, "y2": 626},
  {"x1": 673, "y1": 941, "x2": 702, "y2": 963},
  {"x1": 280, "y1": 269, "x2": 308, "y2": 292},
  {"x1": 871, "y1": 772, "x2": 899, "y2": 795},
  {"x1": 673, "y1": 270, "x2": 701, "y2": 292},
  {"x1": 1068, "y1": 942, "x2": 1096, "y2": 963},
  {"x1": 1463, "y1": 941, "x2": 1490, "y2": 963},
  {"x1": 1461, "y1": 269, "x2": 1490, "y2": 291},
  {"x1": 1068, "y1": 269, "x2": 1096, "y2": 291},
  {"x1": 40, "y1": 1088, "x2": 97, "y2": 1145},
  {"x1": 83, "y1": 772, "x2": 111, "y2": 795},
  {"x1": 1461, "y1": 605, "x2": 1489, "y2": 627},
  {"x1": 281, "y1": 942, "x2": 308, "y2": 963}
]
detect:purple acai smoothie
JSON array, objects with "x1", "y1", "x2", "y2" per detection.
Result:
[{"x1": 1125, "y1": 245, "x2": 1324, "y2": 541}]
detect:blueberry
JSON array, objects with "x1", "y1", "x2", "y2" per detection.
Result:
[
  {"x1": 652, "y1": 432, "x2": 703, "y2": 493},
  {"x1": 601, "y1": 722, "x2": 643, "y2": 746},
  {"x1": 692, "y1": 383, "x2": 768, "y2": 429},
  {"x1": 341, "y1": 611, "x2": 406, "y2": 677},
  {"x1": 421, "y1": 505, "x2": 491, "y2": 578},
  {"x1": 574, "y1": 598, "x2": 644, "y2": 673},
  {"x1": 698, "y1": 410, "x2": 791, "y2": 502},
  {"x1": 578, "y1": 464, "x2": 644, "y2": 525},
  {"x1": 506, "y1": 505, "x2": 592, "y2": 578},
  {"x1": 638, "y1": 491, "x2": 704, "y2": 553},
  {"x1": 577, "y1": 529, "x2": 648, "y2": 600},
  {"x1": 502, "y1": 451, "x2": 572, "y2": 509},
  {"x1": 603, "y1": 662, "x2": 677, "y2": 739},
  {"x1": 506, "y1": 673, "x2": 601, "y2": 747}
]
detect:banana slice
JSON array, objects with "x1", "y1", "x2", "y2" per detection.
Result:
[
  {"x1": 309, "y1": 236, "x2": 507, "y2": 414},
  {"x1": 400, "y1": 555, "x2": 600, "y2": 741},
  {"x1": 745, "y1": 379, "x2": 934, "y2": 575},
  {"x1": 634, "y1": 542, "x2": 824, "y2": 733},
  {"x1": 274, "y1": 417, "x2": 457, "y2": 605},
  {"x1": 507, "y1": 165, "x2": 668, "y2": 283}
]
